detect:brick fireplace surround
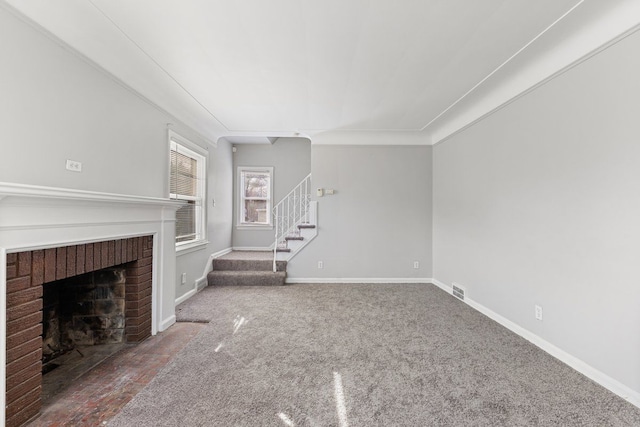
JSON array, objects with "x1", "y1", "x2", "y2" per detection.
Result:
[{"x1": 5, "y1": 236, "x2": 153, "y2": 427}]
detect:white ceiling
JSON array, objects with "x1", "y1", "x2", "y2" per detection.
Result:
[{"x1": 4, "y1": 0, "x2": 624, "y2": 143}]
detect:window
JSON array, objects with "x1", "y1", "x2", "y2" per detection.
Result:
[
  {"x1": 169, "y1": 131, "x2": 207, "y2": 248},
  {"x1": 238, "y1": 167, "x2": 273, "y2": 227}
]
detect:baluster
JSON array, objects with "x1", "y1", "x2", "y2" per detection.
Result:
[{"x1": 273, "y1": 204, "x2": 278, "y2": 272}]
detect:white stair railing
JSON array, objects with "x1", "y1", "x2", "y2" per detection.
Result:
[{"x1": 273, "y1": 173, "x2": 312, "y2": 271}]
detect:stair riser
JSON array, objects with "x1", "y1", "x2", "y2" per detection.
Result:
[
  {"x1": 277, "y1": 226, "x2": 318, "y2": 261},
  {"x1": 212, "y1": 259, "x2": 286, "y2": 272},
  {"x1": 207, "y1": 271, "x2": 286, "y2": 286}
]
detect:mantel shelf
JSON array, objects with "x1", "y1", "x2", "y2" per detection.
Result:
[{"x1": 0, "y1": 182, "x2": 185, "y2": 209}]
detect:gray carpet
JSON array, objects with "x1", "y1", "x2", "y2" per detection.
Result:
[{"x1": 109, "y1": 284, "x2": 640, "y2": 426}]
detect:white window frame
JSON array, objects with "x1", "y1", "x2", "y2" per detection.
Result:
[
  {"x1": 169, "y1": 130, "x2": 208, "y2": 252},
  {"x1": 237, "y1": 166, "x2": 274, "y2": 229}
]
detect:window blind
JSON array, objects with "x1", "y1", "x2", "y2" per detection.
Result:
[
  {"x1": 170, "y1": 149, "x2": 198, "y2": 198},
  {"x1": 170, "y1": 141, "x2": 203, "y2": 244}
]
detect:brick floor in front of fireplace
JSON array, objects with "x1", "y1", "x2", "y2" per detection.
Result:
[{"x1": 26, "y1": 322, "x2": 205, "y2": 427}]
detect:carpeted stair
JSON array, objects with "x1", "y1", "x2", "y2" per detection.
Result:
[{"x1": 207, "y1": 251, "x2": 287, "y2": 286}]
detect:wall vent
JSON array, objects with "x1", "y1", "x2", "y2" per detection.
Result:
[{"x1": 452, "y1": 283, "x2": 465, "y2": 300}]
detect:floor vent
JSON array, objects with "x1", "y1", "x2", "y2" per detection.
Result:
[{"x1": 452, "y1": 283, "x2": 465, "y2": 300}]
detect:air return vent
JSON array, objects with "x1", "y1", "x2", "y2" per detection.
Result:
[{"x1": 452, "y1": 283, "x2": 465, "y2": 300}]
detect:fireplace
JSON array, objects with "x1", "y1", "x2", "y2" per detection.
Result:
[
  {"x1": 5, "y1": 236, "x2": 153, "y2": 427},
  {"x1": 0, "y1": 182, "x2": 182, "y2": 427}
]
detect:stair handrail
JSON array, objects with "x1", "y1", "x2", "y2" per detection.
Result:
[{"x1": 273, "y1": 173, "x2": 312, "y2": 272}]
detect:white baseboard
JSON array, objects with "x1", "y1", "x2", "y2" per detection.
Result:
[
  {"x1": 286, "y1": 277, "x2": 432, "y2": 284},
  {"x1": 195, "y1": 277, "x2": 207, "y2": 291},
  {"x1": 175, "y1": 288, "x2": 197, "y2": 306},
  {"x1": 431, "y1": 278, "x2": 453, "y2": 294},
  {"x1": 159, "y1": 315, "x2": 176, "y2": 332},
  {"x1": 431, "y1": 278, "x2": 640, "y2": 409},
  {"x1": 175, "y1": 247, "x2": 232, "y2": 307},
  {"x1": 211, "y1": 247, "x2": 233, "y2": 258},
  {"x1": 200, "y1": 247, "x2": 232, "y2": 283}
]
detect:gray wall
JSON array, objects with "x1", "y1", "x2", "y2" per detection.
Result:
[
  {"x1": 288, "y1": 145, "x2": 432, "y2": 279},
  {"x1": 176, "y1": 139, "x2": 233, "y2": 299},
  {"x1": 0, "y1": 7, "x2": 184, "y2": 198},
  {"x1": 433, "y1": 29, "x2": 640, "y2": 393},
  {"x1": 232, "y1": 138, "x2": 311, "y2": 248},
  {"x1": 1, "y1": 7, "x2": 233, "y2": 303}
]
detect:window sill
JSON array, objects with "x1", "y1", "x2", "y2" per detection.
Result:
[
  {"x1": 176, "y1": 240, "x2": 209, "y2": 256},
  {"x1": 236, "y1": 224, "x2": 273, "y2": 231}
]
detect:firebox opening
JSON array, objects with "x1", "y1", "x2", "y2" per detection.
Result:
[{"x1": 42, "y1": 266, "x2": 128, "y2": 371}]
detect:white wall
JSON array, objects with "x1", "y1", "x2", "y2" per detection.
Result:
[
  {"x1": 1, "y1": 8, "x2": 174, "y2": 197},
  {"x1": 232, "y1": 138, "x2": 311, "y2": 248},
  {"x1": 0, "y1": 7, "x2": 232, "y2": 310},
  {"x1": 433, "y1": 28, "x2": 640, "y2": 395},
  {"x1": 288, "y1": 144, "x2": 432, "y2": 280}
]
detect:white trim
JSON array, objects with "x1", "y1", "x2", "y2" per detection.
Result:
[
  {"x1": 307, "y1": 130, "x2": 430, "y2": 145},
  {"x1": 0, "y1": 182, "x2": 183, "y2": 207},
  {"x1": 175, "y1": 288, "x2": 197, "y2": 306},
  {"x1": 169, "y1": 130, "x2": 208, "y2": 156},
  {"x1": 235, "y1": 225, "x2": 274, "y2": 231},
  {"x1": 174, "y1": 247, "x2": 232, "y2": 305},
  {"x1": 430, "y1": 6, "x2": 640, "y2": 144},
  {"x1": 286, "y1": 277, "x2": 433, "y2": 284},
  {"x1": 159, "y1": 314, "x2": 176, "y2": 332},
  {"x1": 430, "y1": 278, "x2": 453, "y2": 294},
  {"x1": 0, "y1": 220, "x2": 175, "y2": 233},
  {"x1": 237, "y1": 166, "x2": 274, "y2": 227},
  {"x1": 5, "y1": 232, "x2": 157, "y2": 254},
  {"x1": 0, "y1": 2, "x2": 220, "y2": 146},
  {"x1": 169, "y1": 133, "x2": 207, "y2": 247},
  {"x1": 195, "y1": 277, "x2": 208, "y2": 291},
  {"x1": 430, "y1": 278, "x2": 640, "y2": 409},
  {"x1": 211, "y1": 247, "x2": 233, "y2": 259}
]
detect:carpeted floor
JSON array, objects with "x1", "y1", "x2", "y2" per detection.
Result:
[{"x1": 109, "y1": 283, "x2": 640, "y2": 426}]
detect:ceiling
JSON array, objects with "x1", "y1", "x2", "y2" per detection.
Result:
[{"x1": 3, "y1": 0, "x2": 623, "y2": 144}]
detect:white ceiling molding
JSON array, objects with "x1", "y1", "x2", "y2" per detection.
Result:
[
  {"x1": 1, "y1": 0, "x2": 228, "y2": 140},
  {"x1": 6, "y1": 0, "x2": 631, "y2": 145},
  {"x1": 309, "y1": 130, "x2": 431, "y2": 146},
  {"x1": 428, "y1": 0, "x2": 640, "y2": 144}
]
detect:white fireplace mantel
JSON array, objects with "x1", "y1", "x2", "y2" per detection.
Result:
[{"x1": 0, "y1": 182, "x2": 184, "y2": 423}]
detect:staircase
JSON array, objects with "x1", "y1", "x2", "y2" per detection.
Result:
[
  {"x1": 207, "y1": 174, "x2": 318, "y2": 286},
  {"x1": 207, "y1": 251, "x2": 287, "y2": 286},
  {"x1": 272, "y1": 174, "x2": 318, "y2": 270}
]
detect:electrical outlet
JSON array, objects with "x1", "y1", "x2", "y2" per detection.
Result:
[
  {"x1": 413, "y1": 261, "x2": 419, "y2": 269},
  {"x1": 65, "y1": 159, "x2": 82, "y2": 172},
  {"x1": 181, "y1": 273, "x2": 187, "y2": 285},
  {"x1": 317, "y1": 261, "x2": 324, "y2": 269},
  {"x1": 535, "y1": 305, "x2": 543, "y2": 321}
]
